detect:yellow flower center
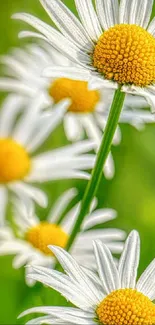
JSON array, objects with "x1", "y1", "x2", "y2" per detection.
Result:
[
  {"x1": 26, "y1": 222, "x2": 68, "y2": 255},
  {"x1": 49, "y1": 78, "x2": 100, "y2": 113},
  {"x1": 0, "y1": 138, "x2": 31, "y2": 183},
  {"x1": 96, "y1": 289, "x2": 155, "y2": 325},
  {"x1": 93, "y1": 24, "x2": 155, "y2": 87}
]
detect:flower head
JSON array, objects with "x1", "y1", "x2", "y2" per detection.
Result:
[
  {"x1": 19, "y1": 231, "x2": 155, "y2": 325},
  {"x1": 1, "y1": 43, "x2": 154, "y2": 178},
  {"x1": 0, "y1": 95, "x2": 96, "y2": 225},
  {"x1": 13, "y1": 0, "x2": 155, "y2": 111},
  {"x1": 0, "y1": 189, "x2": 125, "y2": 285}
]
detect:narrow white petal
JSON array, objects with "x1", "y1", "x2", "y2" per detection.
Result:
[
  {"x1": 27, "y1": 272, "x2": 95, "y2": 311},
  {"x1": 19, "y1": 305, "x2": 94, "y2": 322},
  {"x1": 118, "y1": 230, "x2": 140, "y2": 288},
  {"x1": 0, "y1": 95, "x2": 24, "y2": 137},
  {"x1": 48, "y1": 188, "x2": 78, "y2": 223},
  {"x1": 93, "y1": 240, "x2": 120, "y2": 294},
  {"x1": 82, "y1": 208, "x2": 117, "y2": 230},
  {"x1": 50, "y1": 246, "x2": 103, "y2": 303},
  {"x1": 122, "y1": 85, "x2": 155, "y2": 113},
  {"x1": 104, "y1": 152, "x2": 115, "y2": 180},
  {"x1": 18, "y1": 30, "x2": 49, "y2": 42},
  {"x1": 40, "y1": 0, "x2": 93, "y2": 49},
  {"x1": 137, "y1": 259, "x2": 155, "y2": 300},
  {"x1": 1, "y1": 54, "x2": 28, "y2": 78},
  {"x1": 33, "y1": 140, "x2": 95, "y2": 160},
  {"x1": 128, "y1": 0, "x2": 153, "y2": 28},
  {"x1": 75, "y1": 0, "x2": 102, "y2": 41},
  {"x1": 0, "y1": 78, "x2": 34, "y2": 95},
  {"x1": 137, "y1": 0, "x2": 153, "y2": 29},
  {"x1": 64, "y1": 114, "x2": 84, "y2": 142},
  {"x1": 119, "y1": 0, "x2": 132, "y2": 24},
  {"x1": 9, "y1": 182, "x2": 48, "y2": 208},
  {"x1": 81, "y1": 115, "x2": 102, "y2": 147},
  {"x1": 78, "y1": 228, "x2": 126, "y2": 242},
  {"x1": 27, "y1": 100, "x2": 69, "y2": 152},
  {"x1": 12, "y1": 253, "x2": 29, "y2": 269},
  {"x1": 61, "y1": 203, "x2": 80, "y2": 234},
  {"x1": 148, "y1": 17, "x2": 155, "y2": 36},
  {"x1": 88, "y1": 76, "x2": 118, "y2": 90},
  {"x1": 0, "y1": 187, "x2": 8, "y2": 226},
  {"x1": 12, "y1": 13, "x2": 89, "y2": 66},
  {"x1": 27, "y1": 169, "x2": 90, "y2": 182},
  {"x1": 43, "y1": 66, "x2": 90, "y2": 81},
  {"x1": 95, "y1": 0, "x2": 119, "y2": 30},
  {"x1": 12, "y1": 95, "x2": 46, "y2": 146}
]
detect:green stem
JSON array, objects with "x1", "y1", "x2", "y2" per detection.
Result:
[{"x1": 66, "y1": 88, "x2": 125, "y2": 251}]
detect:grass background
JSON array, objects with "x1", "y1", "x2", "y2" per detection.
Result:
[{"x1": 1, "y1": 0, "x2": 155, "y2": 323}]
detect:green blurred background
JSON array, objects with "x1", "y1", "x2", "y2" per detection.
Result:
[{"x1": 1, "y1": 0, "x2": 155, "y2": 323}]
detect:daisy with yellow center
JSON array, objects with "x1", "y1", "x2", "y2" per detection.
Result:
[
  {"x1": 13, "y1": 0, "x2": 155, "y2": 111},
  {"x1": 0, "y1": 95, "x2": 96, "y2": 225},
  {"x1": 19, "y1": 231, "x2": 155, "y2": 325},
  {"x1": 1, "y1": 43, "x2": 154, "y2": 178},
  {"x1": 0, "y1": 189, "x2": 125, "y2": 286}
]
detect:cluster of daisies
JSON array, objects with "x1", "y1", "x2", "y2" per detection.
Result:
[{"x1": 1, "y1": 0, "x2": 155, "y2": 324}]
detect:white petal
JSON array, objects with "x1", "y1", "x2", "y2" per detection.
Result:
[
  {"x1": 33, "y1": 140, "x2": 95, "y2": 159},
  {"x1": 148, "y1": 17, "x2": 155, "y2": 36},
  {"x1": 118, "y1": 230, "x2": 140, "y2": 288},
  {"x1": 126, "y1": 0, "x2": 153, "y2": 28},
  {"x1": 27, "y1": 271, "x2": 95, "y2": 311},
  {"x1": 82, "y1": 208, "x2": 117, "y2": 230},
  {"x1": 95, "y1": 0, "x2": 119, "y2": 30},
  {"x1": 19, "y1": 305, "x2": 94, "y2": 323},
  {"x1": 18, "y1": 30, "x2": 49, "y2": 43},
  {"x1": 61, "y1": 203, "x2": 80, "y2": 234},
  {"x1": 119, "y1": 0, "x2": 132, "y2": 24},
  {"x1": 13, "y1": 253, "x2": 30, "y2": 269},
  {"x1": 104, "y1": 152, "x2": 115, "y2": 180},
  {"x1": 32, "y1": 154, "x2": 95, "y2": 170},
  {"x1": 12, "y1": 13, "x2": 89, "y2": 66},
  {"x1": 26, "y1": 99, "x2": 69, "y2": 152},
  {"x1": 81, "y1": 115, "x2": 102, "y2": 147},
  {"x1": 12, "y1": 95, "x2": 46, "y2": 146},
  {"x1": 48, "y1": 188, "x2": 78, "y2": 223},
  {"x1": 75, "y1": 0, "x2": 102, "y2": 41},
  {"x1": 0, "y1": 78, "x2": 35, "y2": 95},
  {"x1": 64, "y1": 114, "x2": 84, "y2": 142},
  {"x1": 93, "y1": 240, "x2": 120, "y2": 294},
  {"x1": 43, "y1": 66, "x2": 90, "y2": 81},
  {"x1": 122, "y1": 85, "x2": 155, "y2": 113},
  {"x1": 0, "y1": 95, "x2": 24, "y2": 137},
  {"x1": 50, "y1": 246, "x2": 103, "y2": 303},
  {"x1": 27, "y1": 168, "x2": 90, "y2": 182},
  {"x1": 136, "y1": 259, "x2": 155, "y2": 300},
  {"x1": 9, "y1": 182, "x2": 48, "y2": 208},
  {"x1": 1, "y1": 54, "x2": 28, "y2": 78},
  {"x1": 0, "y1": 187, "x2": 8, "y2": 226},
  {"x1": 88, "y1": 76, "x2": 118, "y2": 90},
  {"x1": 40, "y1": 0, "x2": 93, "y2": 50},
  {"x1": 135, "y1": 0, "x2": 153, "y2": 29}
]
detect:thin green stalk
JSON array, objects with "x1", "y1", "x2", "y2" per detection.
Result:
[{"x1": 66, "y1": 88, "x2": 125, "y2": 251}]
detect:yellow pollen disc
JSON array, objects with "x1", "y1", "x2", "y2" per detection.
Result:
[
  {"x1": 0, "y1": 138, "x2": 31, "y2": 183},
  {"x1": 96, "y1": 289, "x2": 155, "y2": 325},
  {"x1": 93, "y1": 24, "x2": 155, "y2": 87},
  {"x1": 49, "y1": 78, "x2": 100, "y2": 113},
  {"x1": 26, "y1": 222, "x2": 68, "y2": 255}
]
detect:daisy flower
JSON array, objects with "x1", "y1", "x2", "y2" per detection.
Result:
[
  {"x1": 19, "y1": 230, "x2": 155, "y2": 325},
  {"x1": 13, "y1": 0, "x2": 155, "y2": 111},
  {"x1": 0, "y1": 95, "x2": 96, "y2": 225},
  {"x1": 0, "y1": 188, "x2": 125, "y2": 286},
  {"x1": 0, "y1": 43, "x2": 154, "y2": 178}
]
